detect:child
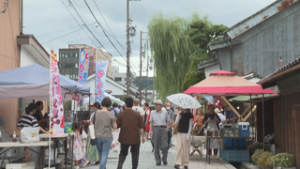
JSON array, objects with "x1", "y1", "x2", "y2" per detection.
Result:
[
  {"x1": 80, "y1": 121, "x2": 90, "y2": 167},
  {"x1": 72, "y1": 122, "x2": 87, "y2": 169}
]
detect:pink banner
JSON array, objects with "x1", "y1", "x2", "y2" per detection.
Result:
[{"x1": 50, "y1": 50, "x2": 65, "y2": 135}]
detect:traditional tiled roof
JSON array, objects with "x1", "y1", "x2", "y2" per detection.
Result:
[{"x1": 259, "y1": 56, "x2": 300, "y2": 83}]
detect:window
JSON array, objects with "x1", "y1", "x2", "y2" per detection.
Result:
[{"x1": 115, "y1": 77, "x2": 122, "y2": 82}]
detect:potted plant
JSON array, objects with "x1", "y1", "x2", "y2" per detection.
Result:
[
  {"x1": 252, "y1": 149, "x2": 264, "y2": 164},
  {"x1": 270, "y1": 153, "x2": 295, "y2": 169},
  {"x1": 257, "y1": 151, "x2": 273, "y2": 169}
]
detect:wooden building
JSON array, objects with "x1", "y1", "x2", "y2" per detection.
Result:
[{"x1": 259, "y1": 56, "x2": 300, "y2": 168}]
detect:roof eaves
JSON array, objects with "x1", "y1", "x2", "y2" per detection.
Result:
[
  {"x1": 208, "y1": 40, "x2": 242, "y2": 51},
  {"x1": 258, "y1": 56, "x2": 300, "y2": 85},
  {"x1": 197, "y1": 59, "x2": 218, "y2": 70},
  {"x1": 226, "y1": 0, "x2": 298, "y2": 40}
]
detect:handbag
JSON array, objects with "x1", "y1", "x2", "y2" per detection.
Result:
[{"x1": 90, "y1": 112, "x2": 97, "y2": 145}]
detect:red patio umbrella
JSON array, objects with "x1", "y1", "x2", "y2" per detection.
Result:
[{"x1": 184, "y1": 70, "x2": 277, "y2": 96}]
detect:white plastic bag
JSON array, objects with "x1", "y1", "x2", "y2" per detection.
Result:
[{"x1": 20, "y1": 127, "x2": 40, "y2": 143}]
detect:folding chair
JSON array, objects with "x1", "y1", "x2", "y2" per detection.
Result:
[{"x1": 190, "y1": 123, "x2": 206, "y2": 157}]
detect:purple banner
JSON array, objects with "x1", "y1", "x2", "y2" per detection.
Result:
[{"x1": 95, "y1": 61, "x2": 108, "y2": 103}]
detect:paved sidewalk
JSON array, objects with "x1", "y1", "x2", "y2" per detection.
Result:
[{"x1": 86, "y1": 134, "x2": 236, "y2": 169}]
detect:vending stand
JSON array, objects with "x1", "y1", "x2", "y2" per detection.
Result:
[{"x1": 184, "y1": 70, "x2": 277, "y2": 164}]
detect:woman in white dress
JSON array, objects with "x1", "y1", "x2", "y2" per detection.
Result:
[{"x1": 203, "y1": 105, "x2": 221, "y2": 157}]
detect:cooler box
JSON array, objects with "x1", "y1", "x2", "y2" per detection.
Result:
[
  {"x1": 222, "y1": 138, "x2": 246, "y2": 150},
  {"x1": 6, "y1": 162, "x2": 35, "y2": 169},
  {"x1": 238, "y1": 122, "x2": 250, "y2": 137}
]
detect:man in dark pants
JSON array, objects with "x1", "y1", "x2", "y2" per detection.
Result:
[
  {"x1": 165, "y1": 103, "x2": 175, "y2": 148},
  {"x1": 149, "y1": 100, "x2": 170, "y2": 166},
  {"x1": 116, "y1": 97, "x2": 145, "y2": 169}
]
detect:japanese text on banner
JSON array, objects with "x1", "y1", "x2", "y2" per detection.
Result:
[
  {"x1": 50, "y1": 50, "x2": 65, "y2": 135},
  {"x1": 95, "y1": 61, "x2": 108, "y2": 103}
]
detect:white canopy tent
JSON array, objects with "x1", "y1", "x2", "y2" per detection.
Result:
[{"x1": 0, "y1": 64, "x2": 90, "y2": 100}]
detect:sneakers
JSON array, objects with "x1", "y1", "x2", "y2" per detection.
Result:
[
  {"x1": 80, "y1": 160, "x2": 89, "y2": 168},
  {"x1": 174, "y1": 165, "x2": 180, "y2": 169},
  {"x1": 73, "y1": 166, "x2": 79, "y2": 169},
  {"x1": 184, "y1": 166, "x2": 188, "y2": 169}
]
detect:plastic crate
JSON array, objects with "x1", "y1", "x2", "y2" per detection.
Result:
[
  {"x1": 221, "y1": 128, "x2": 240, "y2": 138},
  {"x1": 238, "y1": 122, "x2": 250, "y2": 137},
  {"x1": 219, "y1": 149, "x2": 250, "y2": 162},
  {"x1": 222, "y1": 139, "x2": 246, "y2": 150}
]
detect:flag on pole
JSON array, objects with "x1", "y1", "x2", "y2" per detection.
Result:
[
  {"x1": 78, "y1": 50, "x2": 90, "y2": 106},
  {"x1": 50, "y1": 50, "x2": 65, "y2": 135},
  {"x1": 95, "y1": 61, "x2": 108, "y2": 103}
]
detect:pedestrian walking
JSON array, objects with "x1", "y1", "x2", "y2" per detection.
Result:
[
  {"x1": 144, "y1": 102, "x2": 152, "y2": 140},
  {"x1": 174, "y1": 108, "x2": 194, "y2": 169},
  {"x1": 111, "y1": 102, "x2": 120, "y2": 117},
  {"x1": 203, "y1": 105, "x2": 221, "y2": 158},
  {"x1": 116, "y1": 97, "x2": 145, "y2": 169},
  {"x1": 91, "y1": 98, "x2": 117, "y2": 169},
  {"x1": 149, "y1": 100, "x2": 170, "y2": 166},
  {"x1": 165, "y1": 103, "x2": 175, "y2": 148},
  {"x1": 132, "y1": 98, "x2": 145, "y2": 119},
  {"x1": 86, "y1": 102, "x2": 101, "y2": 165}
]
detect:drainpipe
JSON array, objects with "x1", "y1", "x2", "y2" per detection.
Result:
[
  {"x1": 215, "y1": 50, "x2": 222, "y2": 70},
  {"x1": 226, "y1": 35, "x2": 233, "y2": 72}
]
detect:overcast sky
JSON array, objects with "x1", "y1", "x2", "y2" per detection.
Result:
[{"x1": 23, "y1": 0, "x2": 275, "y2": 77}]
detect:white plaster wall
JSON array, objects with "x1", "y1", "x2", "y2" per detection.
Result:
[
  {"x1": 204, "y1": 65, "x2": 220, "y2": 78},
  {"x1": 20, "y1": 46, "x2": 40, "y2": 67},
  {"x1": 87, "y1": 76, "x2": 125, "y2": 96}
]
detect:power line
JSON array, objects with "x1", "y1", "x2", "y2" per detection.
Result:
[
  {"x1": 93, "y1": 0, "x2": 126, "y2": 52},
  {"x1": 83, "y1": 0, "x2": 126, "y2": 61},
  {"x1": 41, "y1": 22, "x2": 96, "y2": 44},
  {"x1": 60, "y1": 0, "x2": 97, "y2": 47}
]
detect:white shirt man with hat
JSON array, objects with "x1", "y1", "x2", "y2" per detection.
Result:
[{"x1": 149, "y1": 100, "x2": 171, "y2": 166}]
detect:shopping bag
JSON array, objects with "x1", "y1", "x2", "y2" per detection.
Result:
[
  {"x1": 20, "y1": 127, "x2": 40, "y2": 143},
  {"x1": 89, "y1": 125, "x2": 96, "y2": 145}
]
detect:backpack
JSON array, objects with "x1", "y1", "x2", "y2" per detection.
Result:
[{"x1": 113, "y1": 109, "x2": 119, "y2": 118}]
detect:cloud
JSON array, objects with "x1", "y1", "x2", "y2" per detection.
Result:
[{"x1": 23, "y1": 0, "x2": 276, "y2": 77}]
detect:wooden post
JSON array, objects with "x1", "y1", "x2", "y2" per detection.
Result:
[
  {"x1": 243, "y1": 107, "x2": 257, "y2": 121},
  {"x1": 221, "y1": 96, "x2": 240, "y2": 118}
]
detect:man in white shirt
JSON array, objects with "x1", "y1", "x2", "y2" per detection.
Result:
[{"x1": 132, "y1": 98, "x2": 145, "y2": 120}]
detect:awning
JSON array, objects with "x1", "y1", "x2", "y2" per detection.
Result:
[
  {"x1": 184, "y1": 70, "x2": 277, "y2": 96},
  {"x1": 0, "y1": 64, "x2": 90, "y2": 100}
]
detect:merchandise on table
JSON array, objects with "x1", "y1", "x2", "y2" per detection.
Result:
[{"x1": 20, "y1": 127, "x2": 40, "y2": 143}]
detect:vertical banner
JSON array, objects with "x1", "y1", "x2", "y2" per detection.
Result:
[
  {"x1": 50, "y1": 50, "x2": 65, "y2": 135},
  {"x1": 78, "y1": 50, "x2": 90, "y2": 85},
  {"x1": 95, "y1": 61, "x2": 108, "y2": 103},
  {"x1": 78, "y1": 50, "x2": 90, "y2": 106}
]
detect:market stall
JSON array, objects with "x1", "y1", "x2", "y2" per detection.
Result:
[
  {"x1": 0, "y1": 64, "x2": 91, "y2": 169},
  {"x1": 184, "y1": 70, "x2": 277, "y2": 164}
]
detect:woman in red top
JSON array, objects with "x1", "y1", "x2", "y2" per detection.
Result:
[{"x1": 144, "y1": 102, "x2": 151, "y2": 140}]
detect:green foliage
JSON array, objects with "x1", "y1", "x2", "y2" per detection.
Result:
[
  {"x1": 270, "y1": 153, "x2": 294, "y2": 167},
  {"x1": 148, "y1": 12, "x2": 200, "y2": 101},
  {"x1": 181, "y1": 16, "x2": 228, "y2": 92}
]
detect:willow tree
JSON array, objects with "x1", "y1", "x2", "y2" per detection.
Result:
[{"x1": 148, "y1": 13, "x2": 199, "y2": 100}]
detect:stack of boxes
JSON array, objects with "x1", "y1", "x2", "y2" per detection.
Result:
[{"x1": 219, "y1": 122, "x2": 250, "y2": 162}]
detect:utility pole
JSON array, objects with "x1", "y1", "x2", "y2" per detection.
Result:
[
  {"x1": 145, "y1": 55, "x2": 149, "y2": 102},
  {"x1": 126, "y1": 0, "x2": 130, "y2": 96},
  {"x1": 126, "y1": 0, "x2": 140, "y2": 97},
  {"x1": 139, "y1": 31, "x2": 143, "y2": 105}
]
